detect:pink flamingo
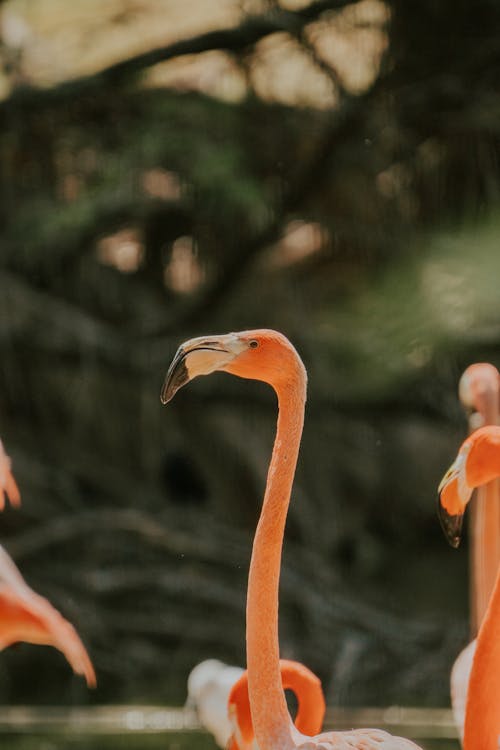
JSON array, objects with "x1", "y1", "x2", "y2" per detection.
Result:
[
  {"x1": 451, "y1": 363, "x2": 500, "y2": 742},
  {"x1": 187, "y1": 658, "x2": 325, "y2": 750},
  {"x1": 0, "y1": 544, "x2": 96, "y2": 687},
  {"x1": 438, "y1": 424, "x2": 500, "y2": 748},
  {"x1": 459, "y1": 363, "x2": 500, "y2": 632},
  {"x1": 0, "y1": 438, "x2": 20, "y2": 510},
  {"x1": 162, "y1": 329, "x2": 422, "y2": 750}
]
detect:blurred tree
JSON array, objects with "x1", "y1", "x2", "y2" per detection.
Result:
[{"x1": 0, "y1": 0, "x2": 499, "y2": 707}]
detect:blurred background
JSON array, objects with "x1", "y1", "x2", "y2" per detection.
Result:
[{"x1": 0, "y1": 0, "x2": 499, "y2": 720}]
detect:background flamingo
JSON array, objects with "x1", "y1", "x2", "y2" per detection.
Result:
[
  {"x1": 0, "y1": 438, "x2": 20, "y2": 510},
  {"x1": 186, "y1": 659, "x2": 245, "y2": 747},
  {"x1": 186, "y1": 658, "x2": 325, "y2": 750},
  {"x1": 451, "y1": 363, "x2": 500, "y2": 742},
  {"x1": 459, "y1": 363, "x2": 500, "y2": 632},
  {"x1": 438, "y1": 424, "x2": 500, "y2": 748},
  {"x1": 0, "y1": 544, "x2": 96, "y2": 687},
  {"x1": 162, "y1": 328, "x2": 422, "y2": 750}
]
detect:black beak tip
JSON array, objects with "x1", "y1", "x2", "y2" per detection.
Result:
[
  {"x1": 160, "y1": 391, "x2": 171, "y2": 405},
  {"x1": 437, "y1": 494, "x2": 464, "y2": 548},
  {"x1": 160, "y1": 353, "x2": 189, "y2": 405},
  {"x1": 160, "y1": 380, "x2": 180, "y2": 405}
]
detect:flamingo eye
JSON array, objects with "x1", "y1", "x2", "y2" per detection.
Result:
[{"x1": 249, "y1": 340, "x2": 259, "y2": 349}]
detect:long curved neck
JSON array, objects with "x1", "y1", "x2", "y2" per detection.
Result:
[
  {"x1": 463, "y1": 565, "x2": 500, "y2": 748},
  {"x1": 246, "y1": 377, "x2": 306, "y2": 750},
  {"x1": 283, "y1": 668, "x2": 325, "y2": 736},
  {"x1": 468, "y1": 392, "x2": 500, "y2": 634}
]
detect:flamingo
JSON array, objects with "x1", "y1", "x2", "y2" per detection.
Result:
[
  {"x1": 186, "y1": 658, "x2": 325, "y2": 750},
  {"x1": 186, "y1": 659, "x2": 245, "y2": 746},
  {"x1": 459, "y1": 363, "x2": 500, "y2": 632},
  {"x1": 0, "y1": 544, "x2": 96, "y2": 687},
  {"x1": 0, "y1": 438, "x2": 20, "y2": 510},
  {"x1": 162, "y1": 329, "x2": 422, "y2": 750},
  {"x1": 438, "y1": 424, "x2": 500, "y2": 748},
  {"x1": 228, "y1": 659, "x2": 326, "y2": 750},
  {"x1": 451, "y1": 363, "x2": 500, "y2": 742}
]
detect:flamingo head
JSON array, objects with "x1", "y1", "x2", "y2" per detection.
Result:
[
  {"x1": 161, "y1": 329, "x2": 306, "y2": 404},
  {"x1": 437, "y1": 425, "x2": 500, "y2": 547},
  {"x1": 185, "y1": 659, "x2": 226, "y2": 708},
  {"x1": 458, "y1": 363, "x2": 499, "y2": 427}
]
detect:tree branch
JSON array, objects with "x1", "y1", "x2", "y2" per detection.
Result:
[
  {"x1": 145, "y1": 89, "x2": 372, "y2": 337},
  {"x1": 0, "y1": 0, "x2": 360, "y2": 117}
]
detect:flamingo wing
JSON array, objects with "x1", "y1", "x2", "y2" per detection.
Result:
[{"x1": 0, "y1": 547, "x2": 95, "y2": 687}]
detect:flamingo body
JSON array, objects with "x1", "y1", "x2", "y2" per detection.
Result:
[
  {"x1": 438, "y1": 424, "x2": 500, "y2": 749},
  {"x1": 163, "y1": 329, "x2": 422, "y2": 750},
  {"x1": 0, "y1": 545, "x2": 95, "y2": 687}
]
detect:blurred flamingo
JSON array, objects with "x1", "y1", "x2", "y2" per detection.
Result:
[
  {"x1": 450, "y1": 363, "x2": 500, "y2": 742},
  {"x1": 438, "y1": 424, "x2": 500, "y2": 748},
  {"x1": 0, "y1": 438, "x2": 20, "y2": 510},
  {"x1": 162, "y1": 329, "x2": 422, "y2": 750},
  {"x1": 186, "y1": 658, "x2": 325, "y2": 750},
  {"x1": 0, "y1": 544, "x2": 96, "y2": 687},
  {"x1": 186, "y1": 659, "x2": 245, "y2": 746}
]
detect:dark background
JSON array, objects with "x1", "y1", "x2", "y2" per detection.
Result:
[{"x1": 0, "y1": 0, "x2": 499, "y2": 709}]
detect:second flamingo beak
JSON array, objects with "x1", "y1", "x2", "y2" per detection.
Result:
[
  {"x1": 437, "y1": 455, "x2": 471, "y2": 548},
  {"x1": 436, "y1": 491, "x2": 464, "y2": 548},
  {"x1": 160, "y1": 334, "x2": 248, "y2": 404}
]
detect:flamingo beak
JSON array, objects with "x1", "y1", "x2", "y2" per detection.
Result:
[
  {"x1": 160, "y1": 334, "x2": 248, "y2": 404},
  {"x1": 436, "y1": 492, "x2": 464, "y2": 548},
  {"x1": 436, "y1": 455, "x2": 471, "y2": 548}
]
